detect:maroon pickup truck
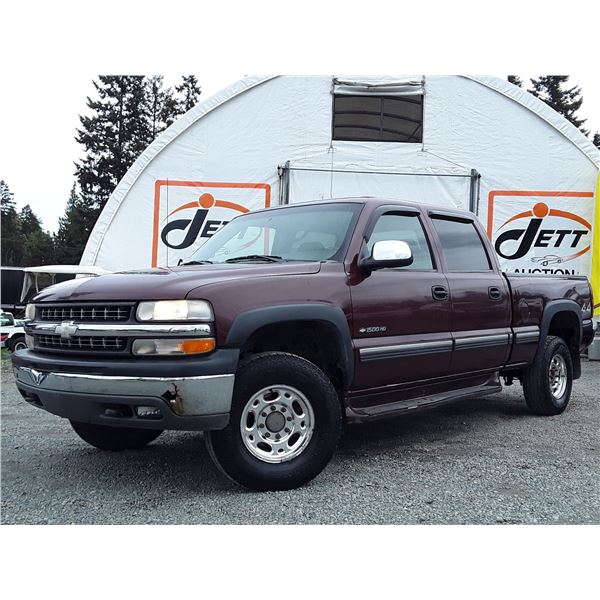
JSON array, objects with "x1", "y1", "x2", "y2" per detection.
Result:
[{"x1": 12, "y1": 198, "x2": 594, "y2": 490}]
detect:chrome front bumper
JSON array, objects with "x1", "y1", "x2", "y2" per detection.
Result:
[{"x1": 14, "y1": 366, "x2": 234, "y2": 417}]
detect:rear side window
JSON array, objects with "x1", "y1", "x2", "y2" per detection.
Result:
[{"x1": 431, "y1": 217, "x2": 492, "y2": 272}]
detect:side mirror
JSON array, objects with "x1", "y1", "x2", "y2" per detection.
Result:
[{"x1": 359, "y1": 240, "x2": 413, "y2": 272}]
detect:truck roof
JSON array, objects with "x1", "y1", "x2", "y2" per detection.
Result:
[{"x1": 248, "y1": 196, "x2": 473, "y2": 217}]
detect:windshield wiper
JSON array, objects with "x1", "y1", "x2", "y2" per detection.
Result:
[
  {"x1": 178, "y1": 260, "x2": 213, "y2": 266},
  {"x1": 224, "y1": 254, "x2": 284, "y2": 263}
]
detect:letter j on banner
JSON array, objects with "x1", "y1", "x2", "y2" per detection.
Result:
[{"x1": 151, "y1": 180, "x2": 271, "y2": 267}]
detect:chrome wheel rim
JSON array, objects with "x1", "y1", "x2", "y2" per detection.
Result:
[
  {"x1": 14, "y1": 341, "x2": 27, "y2": 351},
  {"x1": 549, "y1": 354, "x2": 567, "y2": 400},
  {"x1": 240, "y1": 385, "x2": 315, "y2": 463}
]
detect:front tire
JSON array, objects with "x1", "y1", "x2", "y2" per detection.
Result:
[
  {"x1": 206, "y1": 352, "x2": 342, "y2": 491},
  {"x1": 522, "y1": 335, "x2": 573, "y2": 416},
  {"x1": 70, "y1": 421, "x2": 163, "y2": 451}
]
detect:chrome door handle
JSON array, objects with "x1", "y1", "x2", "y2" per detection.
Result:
[
  {"x1": 432, "y1": 285, "x2": 449, "y2": 301},
  {"x1": 488, "y1": 286, "x2": 502, "y2": 300}
]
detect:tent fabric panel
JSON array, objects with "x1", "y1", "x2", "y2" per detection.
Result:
[
  {"x1": 463, "y1": 76, "x2": 599, "y2": 168},
  {"x1": 287, "y1": 167, "x2": 470, "y2": 210}
]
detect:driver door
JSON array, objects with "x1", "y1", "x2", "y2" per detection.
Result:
[{"x1": 350, "y1": 207, "x2": 452, "y2": 404}]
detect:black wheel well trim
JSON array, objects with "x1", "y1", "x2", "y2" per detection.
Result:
[
  {"x1": 225, "y1": 304, "x2": 354, "y2": 392},
  {"x1": 8, "y1": 333, "x2": 26, "y2": 349},
  {"x1": 538, "y1": 299, "x2": 582, "y2": 378}
]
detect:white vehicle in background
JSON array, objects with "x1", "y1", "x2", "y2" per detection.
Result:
[
  {"x1": 0, "y1": 312, "x2": 26, "y2": 352},
  {"x1": 2, "y1": 265, "x2": 110, "y2": 353},
  {"x1": 19, "y1": 265, "x2": 109, "y2": 305}
]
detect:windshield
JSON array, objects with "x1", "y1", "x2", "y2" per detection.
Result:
[
  {"x1": 1, "y1": 313, "x2": 15, "y2": 326},
  {"x1": 186, "y1": 203, "x2": 362, "y2": 264}
]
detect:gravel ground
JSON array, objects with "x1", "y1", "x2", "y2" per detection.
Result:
[{"x1": 2, "y1": 350, "x2": 599, "y2": 524}]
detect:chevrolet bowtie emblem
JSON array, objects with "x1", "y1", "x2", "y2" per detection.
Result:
[
  {"x1": 55, "y1": 321, "x2": 78, "y2": 339},
  {"x1": 27, "y1": 368, "x2": 46, "y2": 386}
]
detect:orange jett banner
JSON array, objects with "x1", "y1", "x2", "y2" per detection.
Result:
[{"x1": 487, "y1": 189, "x2": 595, "y2": 276}]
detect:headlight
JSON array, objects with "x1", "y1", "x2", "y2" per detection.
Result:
[
  {"x1": 25, "y1": 304, "x2": 35, "y2": 320},
  {"x1": 132, "y1": 338, "x2": 215, "y2": 356},
  {"x1": 136, "y1": 300, "x2": 213, "y2": 322}
]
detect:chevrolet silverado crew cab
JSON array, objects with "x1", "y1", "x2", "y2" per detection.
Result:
[{"x1": 12, "y1": 198, "x2": 595, "y2": 491}]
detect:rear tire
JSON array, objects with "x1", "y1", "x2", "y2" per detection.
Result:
[
  {"x1": 522, "y1": 335, "x2": 573, "y2": 416},
  {"x1": 206, "y1": 352, "x2": 342, "y2": 491},
  {"x1": 70, "y1": 421, "x2": 163, "y2": 451}
]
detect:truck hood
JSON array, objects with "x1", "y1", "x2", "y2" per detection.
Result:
[{"x1": 33, "y1": 262, "x2": 322, "y2": 302}]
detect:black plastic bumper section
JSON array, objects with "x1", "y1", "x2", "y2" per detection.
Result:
[{"x1": 11, "y1": 348, "x2": 239, "y2": 378}]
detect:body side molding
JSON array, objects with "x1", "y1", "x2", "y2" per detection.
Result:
[
  {"x1": 359, "y1": 340, "x2": 452, "y2": 361},
  {"x1": 513, "y1": 325, "x2": 540, "y2": 344}
]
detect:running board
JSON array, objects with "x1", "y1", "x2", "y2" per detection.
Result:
[{"x1": 345, "y1": 375, "x2": 502, "y2": 423}]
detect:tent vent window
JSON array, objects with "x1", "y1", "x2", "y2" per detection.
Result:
[{"x1": 333, "y1": 94, "x2": 423, "y2": 143}]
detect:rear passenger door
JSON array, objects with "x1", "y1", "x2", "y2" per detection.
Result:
[{"x1": 428, "y1": 212, "x2": 511, "y2": 374}]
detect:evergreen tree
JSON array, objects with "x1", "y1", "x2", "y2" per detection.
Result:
[
  {"x1": 21, "y1": 229, "x2": 55, "y2": 267},
  {"x1": 1, "y1": 180, "x2": 21, "y2": 266},
  {"x1": 528, "y1": 76, "x2": 589, "y2": 136},
  {"x1": 507, "y1": 75, "x2": 523, "y2": 87},
  {"x1": 75, "y1": 76, "x2": 151, "y2": 218},
  {"x1": 0, "y1": 184, "x2": 55, "y2": 266},
  {"x1": 19, "y1": 205, "x2": 43, "y2": 236},
  {"x1": 54, "y1": 184, "x2": 96, "y2": 264},
  {"x1": 75, "y1": 75, "x2": 189, "y2": 228},
  {"x1": 1, "y1": 179, "x2": 16, "y2": 213},
  {"x1": 175, "y1": 75, "x2": 201, "y2": 114},
  {"x1": 593, "y1": 133, "x2": 600, "y2": 149},
  {"x1": 18, "y1": 205, "x2": 55, "y2": 266},
  {"x1": 145, "y1": 76, "x2": 179, "y2": 140}
]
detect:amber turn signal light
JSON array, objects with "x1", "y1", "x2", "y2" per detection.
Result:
[
  {"x1": 132, "y1": 337, "x2": 216, "y2": 356},
  {"x1": 180, "y1": 338, "x2": 216, "y2": 354}
]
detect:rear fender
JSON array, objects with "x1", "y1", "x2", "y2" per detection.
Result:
[{"x1": 538, "y1": 300, "x2": 582, "y2": 379}]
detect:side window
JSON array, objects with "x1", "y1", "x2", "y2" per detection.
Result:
[
  {"x1": 368, "y1": 213, "x2": 434, "y2": 270},
  {"x1": 431, "y1": 217, "x2": 492, "y2": 272}
]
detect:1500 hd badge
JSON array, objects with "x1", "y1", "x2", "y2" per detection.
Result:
[{"x1": 359, "y1": 326, "x2": 387, "y2": 334}]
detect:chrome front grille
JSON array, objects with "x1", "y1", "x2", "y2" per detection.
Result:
[
  {"x1": 36, "y1": 334, "x2": 128, "y2": 352},
  {"x1": 38, "y1": 304, "x2": 132, "y2": 322},
  {"x1": 28, "y1": 308, "x2": 212, "y2": 357}
]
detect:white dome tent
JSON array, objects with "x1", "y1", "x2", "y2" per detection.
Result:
[{"x1": 81, "y1": 75, "x2": 600, "y2": 278}]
